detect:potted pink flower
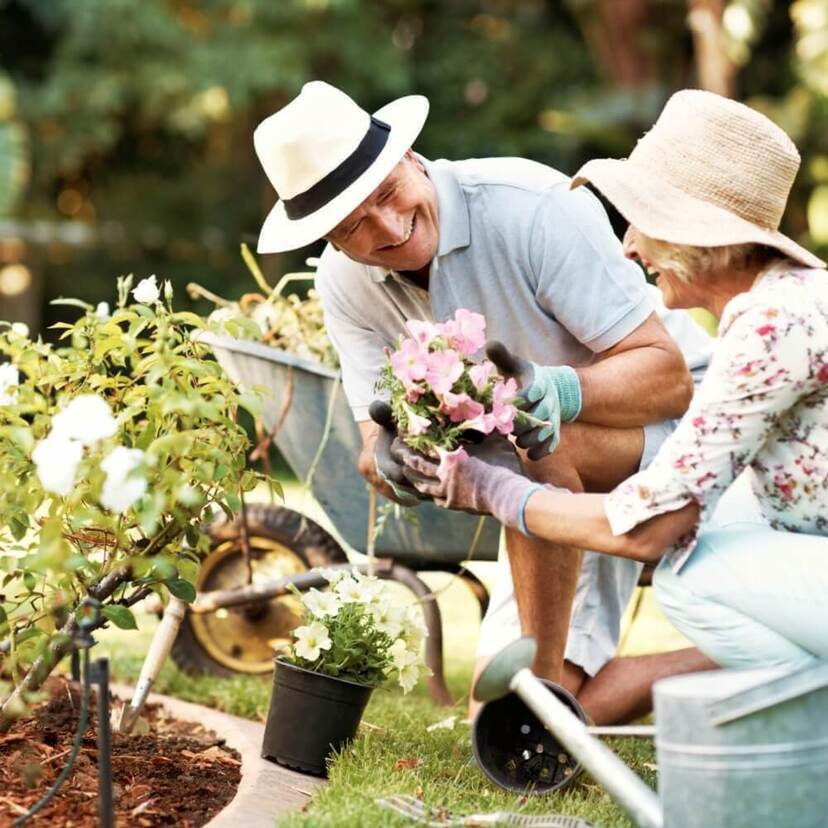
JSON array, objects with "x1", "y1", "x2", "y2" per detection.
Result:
[{"x1": 377, "y1": 309, "x2": 535, "y2": 468}]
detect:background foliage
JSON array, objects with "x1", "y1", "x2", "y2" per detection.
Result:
[{"x1": 0, "y1": 0, "x2": 826, "y2": 335}]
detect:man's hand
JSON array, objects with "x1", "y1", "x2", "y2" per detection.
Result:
[
  {"x1": 392, "y1": 434, "x2": 540, "y2": 531},
  {"x1": 486, "y1": 340, "x2": 582, "y2": 461},
  {"x1": 368, "y1": 400, "x2": 427, "y2": 506}
]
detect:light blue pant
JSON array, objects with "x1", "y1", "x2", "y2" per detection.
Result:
[{"x1": 653, "y1": 476, "x2": 828, "y2": 671}]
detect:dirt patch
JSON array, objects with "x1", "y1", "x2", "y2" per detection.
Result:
[{"x1": 0, "y1": 677, "x2": 241, "y2": 827}]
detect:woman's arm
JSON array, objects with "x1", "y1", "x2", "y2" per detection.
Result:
[{"x1": 523, "y1": 488, "x2": 700, "y2": 562}]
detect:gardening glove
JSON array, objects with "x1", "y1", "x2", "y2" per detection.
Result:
[
  {"x1": 486, "y1": 340, "x2": 582, "y2": 460},
  {"x1": 369, "y1": 400, "x2": 427, "y2": 506},
  {"x1": 393, "y1": 436, "x2": 543, "y2": 535}
]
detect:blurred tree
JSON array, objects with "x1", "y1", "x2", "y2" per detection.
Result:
[{"x1": 0, "y1": 71, "x2": 27, "y2": 216}]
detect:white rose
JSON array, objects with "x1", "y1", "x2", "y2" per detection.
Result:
[
  {"x1": 52, "y1": 394, "x2": 118, "y2": 446},
  {"x1": 32, "y1": 433, "x2": 83, "y2": 496},
  {"x1": 95, "y1": 302, "x2": 111, "y2": 320},
  {"x1": 0, "y1": 363, "x2": 19, "y2": 405},
  {"x1": 100, "y1": 446, "x2": 146, "y2": 513},
  {"x1": 132, "y1": 275, "x2": 160, "y2": 305},
  {"x1": 10, "y1": 322, "x2": 29, "y2": 338}
]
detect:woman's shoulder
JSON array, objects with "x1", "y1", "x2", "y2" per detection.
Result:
[{"x1": 720, "y1": 260, "x2": 828, "y2": 333}]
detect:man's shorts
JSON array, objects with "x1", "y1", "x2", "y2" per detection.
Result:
[{"x1": 476, "y1": 416, "x2": 680, "y2": 676}]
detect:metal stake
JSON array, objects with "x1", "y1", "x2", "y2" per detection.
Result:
[{"x1": 90, "y1": 657, "x2": 114, "y2": 828}]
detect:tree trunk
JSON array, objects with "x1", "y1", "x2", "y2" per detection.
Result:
[{"x1": 687, "y1": 0, "x2": 736, "y2": 96}]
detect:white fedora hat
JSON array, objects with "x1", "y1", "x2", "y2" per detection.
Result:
[
  {"x1": 254, "y1": 81, "x2": 429, "y2": 254},
  {"x1": 571, "y1": 89, "x2": 825, "y2": 269}
]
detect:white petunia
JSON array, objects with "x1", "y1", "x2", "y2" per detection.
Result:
[
  {"x1": 32, "y1": 433, "x2": 83, "y2": 495},
  {"x1": 95, "y1": 302, "x2": 111, "y2": 320},
  {"x1": 303, "y1": 588, "x2": 340, "y2": 618},
  {"x1": 51, "y1": 395, "x2": 118, "y2": 446},
  {"x1": 334, "y1": 575, "x2": 378, "y2": 604},
  {"x1": 100, "y1": 446, "x2": 146, "y2": 513},
  {"x1": 293, "y1": 621, "x2": 332, "y2": 662},
  {"x1": 132, "y1": 275, "x2": 160, "y2": 305},
  {"x1": 316, "y1": 566, "x2": 349, "y2": 586},
  {"x1": 207, "y1": 306, "x2": 238, "y2": 325},
  {"x1": 370, "y1": 602, "x2": 407, "y2": 639},
  {"x1": 0, "y1": 363, "x2": 20, "y2": 405},
  {"x1": 388, "y1": 638, "x2": 421, "y2": 693}
]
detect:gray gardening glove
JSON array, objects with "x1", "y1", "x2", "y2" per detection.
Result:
[
  {"x1": 393, "y1": 435, "x2": 542, "y2": 534},
  {"x1": 486, "y1": 340, "x2": 582, "y2": 460},
  {"x1": 369, "y1": 400, "x2": 428, "y2": 506}
]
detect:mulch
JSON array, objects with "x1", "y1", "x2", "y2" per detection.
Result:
[{"x1": 0, "y1": 676, "x2": 241, "y2": 827}]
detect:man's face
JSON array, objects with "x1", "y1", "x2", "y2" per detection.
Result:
[{"x1": 326, "y1": 151, "x2": 439, "y2": 272}]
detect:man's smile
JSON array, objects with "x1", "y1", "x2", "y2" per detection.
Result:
[{"x1": 379, "y1": 214, "x2": 416, "y2": 251}]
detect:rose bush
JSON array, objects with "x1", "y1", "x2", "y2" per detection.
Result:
[{"x1": 0, "y1": 275, "x2": 266, "y2": 728}]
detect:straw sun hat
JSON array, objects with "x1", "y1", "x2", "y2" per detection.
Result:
[
  {"x1": 254, "y1": 81, "x2": 429, "y2": 253},
  {"x1": 572, "y1": 89, "x2": 825, "y2": 269}
]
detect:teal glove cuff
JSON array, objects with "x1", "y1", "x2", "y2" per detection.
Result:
[
  {"x1": 551, "y1": 365, "x2": 582, "y2": 422},
  {"x1": 517, "y1": 483, "x2": 543, "y2": 537}
]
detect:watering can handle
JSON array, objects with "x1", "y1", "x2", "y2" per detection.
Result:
[{"x1": 709, "y1": 661, "x2": 828, "y2": 726}]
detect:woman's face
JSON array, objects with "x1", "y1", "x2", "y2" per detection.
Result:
[{"x1": 622, "y1": 226, "x2": 701, "y2": 309}]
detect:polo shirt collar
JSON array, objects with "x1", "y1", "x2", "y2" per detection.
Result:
[{"x1": 368, "y1": 156, "x2": 471, "y2": 283}]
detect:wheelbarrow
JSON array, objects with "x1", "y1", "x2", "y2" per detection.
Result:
[{"x1": 119, "y1": 333, "x2": 503, "y2": 730}]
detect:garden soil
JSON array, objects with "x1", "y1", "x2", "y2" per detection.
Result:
[{"x1": 0, "y1": 676, "x2": 240, "y2": 827}]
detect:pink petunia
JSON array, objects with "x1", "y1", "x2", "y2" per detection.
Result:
[
  {"x1": 403, "y1": 404, "x2": 431, "y2": 436},
  {"x1": 425, "y1": 349, "x2": 464, "y2": 396},
  {"x1": 817, "y1": 364, "x2": 828, "y2": 383},
  {"x1": 443, "y1": 309, "x2": 486, "y2": 356},
  {"x1": 460, "y1": 412, "x2": 496, "y2": 435},
  {"x1": 390, "y1": 338, "x2": 428, "y2": 388},
  {"x1": 441, "y1": 391, "x2": 485, "y2": 423},
  {"x1": 756, "y1": 324, "x2": 776, "y2": 336},
  {"x1": 489, "y1": 378, "x2": 518, "y2": 434},
  {"x1": 405, "y1": 319, "x2": 441, "y2": 346},
  {"x1": 436, "y1": 446, "x2": 468, "y2": 478},
  {"x1": 469, "y1": 360, "x2": 496, "y2": 392}
]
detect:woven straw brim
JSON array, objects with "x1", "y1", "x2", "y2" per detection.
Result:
[
  {"x1": 257, "y1": 95, "x2": 429, "y2": 254},
  {"x1": 573, "y1": 157, "x2": 825, "y2": 270}
]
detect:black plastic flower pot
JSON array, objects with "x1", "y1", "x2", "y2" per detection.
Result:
[
  {"x1": 472, "y1": 678, "x2": 587, "y2": 794},
  {"x1": 261, "y1": 658, "x2": 374, "y2": 776}
]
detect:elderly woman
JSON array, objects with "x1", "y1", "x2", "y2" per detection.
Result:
[{"x1": 400, "y1": 90, "x2": 828, "y2": 673}]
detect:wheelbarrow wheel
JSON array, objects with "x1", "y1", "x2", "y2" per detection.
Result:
[{"x1": 171, "y1": 503, "x2": 347, "y2": 678}]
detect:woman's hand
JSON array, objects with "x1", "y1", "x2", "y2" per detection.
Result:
[{"x1": 391, "y1": 435, "x2": 541, "y2": 531}]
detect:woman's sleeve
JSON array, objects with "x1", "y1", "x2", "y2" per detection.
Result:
[{"x1": 604, "y1": 300, "x2": 814, "y2": 543}]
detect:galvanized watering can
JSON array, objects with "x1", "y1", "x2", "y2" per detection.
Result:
[{"x1": 473, "y1": 638, "x2": 828, "y2": 828}]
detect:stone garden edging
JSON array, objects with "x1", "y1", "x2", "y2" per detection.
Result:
[{"x1": 111, "y1": 684, "x2": 325, "y2": 827}]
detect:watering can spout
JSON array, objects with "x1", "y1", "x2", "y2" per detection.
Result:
[{"x1": 474, "y1": 638, "x2": 664, "y2": 828}]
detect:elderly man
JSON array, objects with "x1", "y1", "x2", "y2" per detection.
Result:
[{"x1": 253, "y1": 81, "x2": 713, "y2": 724}]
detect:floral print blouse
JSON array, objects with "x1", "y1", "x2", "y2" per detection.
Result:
[{"x1": 605, "y1": 260, "x2": 828, "y2": 572}]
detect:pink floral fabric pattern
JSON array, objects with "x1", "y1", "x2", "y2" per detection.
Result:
[{"x1": 605, "y1": 261, "x2": 828, "y2": 571}]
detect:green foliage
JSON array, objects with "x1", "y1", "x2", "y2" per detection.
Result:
[
  {"x1": 0, "y1": 275, "x2": 260, "y2": 682},
  {"x1": 0, "y1": 72, "x2": 28, "y2": 216}
]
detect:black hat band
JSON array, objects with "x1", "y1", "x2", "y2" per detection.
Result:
[{"x1": 282, "y1": 117, "x2": 391, "y2": 221}]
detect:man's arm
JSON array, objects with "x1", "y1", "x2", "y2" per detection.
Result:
[{"x1": 576, "y1": 312, "x2": 694, "y2": 427}]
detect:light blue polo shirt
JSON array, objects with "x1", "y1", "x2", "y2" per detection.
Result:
[{"x1": 316, "y1": 156, "x2": 712, "y2": 421}]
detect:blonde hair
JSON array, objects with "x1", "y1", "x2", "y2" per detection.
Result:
[{"x1": 638, "y1": 235, "x2": 780, "y2": 284}]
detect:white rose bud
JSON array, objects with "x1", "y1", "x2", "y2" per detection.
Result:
[
  {"x1": 95, "y1": 302, "x2": 111, "y2": 320},
  {"x1": 100, "y1": 446, "x2": 147, "y2": 513},
  {"x1": 33, "y1": 433, "x2": 83, "y2": 496},
  {"x1": 132, "y1": 275, "x2": 160, "y2": 305},
  {"x1": 10, "y1": 322, "x2": 29, "y2": 338},
  {"x1": 52, "y1": 394, "x2": 118, "y2": 446}
]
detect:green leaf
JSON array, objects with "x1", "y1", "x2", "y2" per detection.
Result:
[
  {"x1": 22, "y1": 571, "x2": 36, "y2": 592},
  {"x1": 166, "y1": 578, "x2": 196, "y2": 603},
  {"x1": 101, "y1": 604, "x2": 138, "y2": 630},
  {"x1": 50, "y1": 297, "x2": 94, "y2": 311},
  {"x1": 237, "y1": 390, "x2": 263, "y2": 419}
]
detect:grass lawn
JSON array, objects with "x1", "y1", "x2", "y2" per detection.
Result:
[{"x1": 92, "y1": 482, "x2": 691, "y2": 827}]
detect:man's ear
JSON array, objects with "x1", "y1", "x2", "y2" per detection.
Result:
[{"x1": 405, "y1": 148, "x2": 425, "y2": 173}]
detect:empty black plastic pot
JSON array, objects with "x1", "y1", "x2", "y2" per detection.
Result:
[
  {"x1": 262, "y1": 659, "x2": 373, "y2": 776},
  {"x1": 472, "y1": 678, "x2": 588, "y2": 794}
]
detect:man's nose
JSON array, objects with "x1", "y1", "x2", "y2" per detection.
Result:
[
  {"x1": 373, "y1": 207, "x2": 406, "y2": 247},
  {"x1": 622, "y1": 225, "x2": 638, "y2": 260}
]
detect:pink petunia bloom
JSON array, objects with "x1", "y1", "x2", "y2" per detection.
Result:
[
  {"x1": 817, "y1": 364, "x2": 828, "y2": 384},
  {"x1": 405, "y1": 387, "x2": 423, "y2": 403},
  {"x1": 390, "y1": 338, "x2": 428, "y2": 388},
  {"x1": 405, "y1": 319, "x2": 441, "y2": 346},
  {"x1": 756, "y1": 324, "x2": 776, "y2": 336},
  {"x1": 443, "y1": 309, "x2": 486, "y2": 356},
  {"x1": 489, "y1": 378, "x2": 518, "y2": 434},
  {"x1": 469, "y1": 360, "x2": 496, "y2": 392},
  {"x1": 460, "y1": 412, "x2": 496, "y2": 435},
  {"x1": 425, "y1": 349, "x2": 464, "y2": 396},
  {"x1": 441, "y1": 391, "x2": 485, "y2": 423},
  {"x1": 436, "y1": 446, "x2": 468, "y2": 478},
  {"x1": 403, "y1": 404, "x2": 431, "y2": 436}
]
